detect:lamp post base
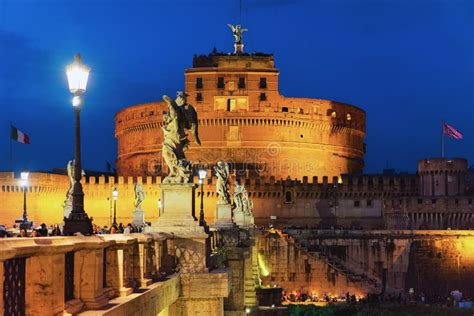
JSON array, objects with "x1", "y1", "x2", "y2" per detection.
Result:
[{"x1": 63, "y1": 212, "x2": 93, "y2": 236}]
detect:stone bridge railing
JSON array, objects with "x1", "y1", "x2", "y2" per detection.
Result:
[{"x1": 0, "y1": 232, "x2": 230, "y2": 316}]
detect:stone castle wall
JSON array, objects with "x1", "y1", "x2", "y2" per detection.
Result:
[
  {"x1": 1, "y1": 170, "x2": 472, "y2": 230},
  {"x1": 259, "y1": 230, "x2": 474, "y2": 298},
  {"x1": 115, "y1": 53, "x2": 366, "y2": 180}
]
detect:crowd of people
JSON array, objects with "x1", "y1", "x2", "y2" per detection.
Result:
[
  {"x1": 0, "y1": 222, "x2": 148, "y2": 237},
  {"x1": 282, "y1": 290, "x2": 360, "y2": 304}
]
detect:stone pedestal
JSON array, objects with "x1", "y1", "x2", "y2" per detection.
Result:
[
  {"x1": 169, "y1": 271, "x2": 230, "y2": 316},
  {"x1": 234, "y1": 43, "x2": 244, "y2": 54},
  {"x1": 214, "y1": 203, "x2": 234, "y2": 229},
  {"x1": 132, "y1": 208, "x2": 145, "y2": 226},
  {"x1": 146, "y1": 183, "x2": 205, "y2": 234},
  {"x1": 234, "y1": 210, "x2": 255, "y2": 229}
]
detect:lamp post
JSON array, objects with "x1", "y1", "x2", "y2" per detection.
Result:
[
  {"x1": 112, "y1": 188, "x2": 118, "y2": 226},
  {"x1": 158, "y1": 198, "x2": 162, "y2": 217},
  {"x1": 198, "y1": 169, "x2": 207, "y2": 226},
  {"x1": 63, "y1": 54, "x2": 93, "y2": 236},
  {"x1": 19, "y1": 172, "x2": 31, "y2": 230}
]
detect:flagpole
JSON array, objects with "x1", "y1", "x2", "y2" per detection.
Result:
[
  {"x1": 9, "y1": 122, "x2": 12, "y2": 172},
  {"x1": 441, "y1": 121, "x2": 445, "y2": 158}
]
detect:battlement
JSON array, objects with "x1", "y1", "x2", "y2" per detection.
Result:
[{"x1": 191, "y1": 53, "x2": 275, "y2": 69}]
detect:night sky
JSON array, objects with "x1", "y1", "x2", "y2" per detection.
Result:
[{"x1": 1, "y1": 0, "x2": 473, "y2": 175}]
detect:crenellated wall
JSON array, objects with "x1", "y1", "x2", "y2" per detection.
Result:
[{"x1": 1, "y1": 170, "x2": 472, "y2": 230}]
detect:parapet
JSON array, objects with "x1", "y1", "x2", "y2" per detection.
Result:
[{"x1": 418, "y1": 158, "x2": 467, "y2": 174}]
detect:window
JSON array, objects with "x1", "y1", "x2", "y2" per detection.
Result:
[
  {"x1": 346, "y1": 113, "x2": 352, "y2": 121},
  {"x1": 217, "y1": 77, "x2": 224, "y2": 89},
  {"x1": 227, "y1": 99, "x2": 237, "y2": 111},
  {"x1": 367, "y1": 199, "x2": 373, "y2": 207},
  {"x1": 331, "y1": 111, "x2": 337, "y2": 118},
  {"x1": 354, "y1": 200, "x2": 361, "y2": 207},
  {"x1": 238, "y1": 77, "x2": 245, "y2": 89},
  {"x1": 260, "y1": 93, "x2": 267, "y2": 101},
  {"x1": 282, "y1": 107, "x2": 289, "y2": 112},
  {"x1": 196, "y1": 77, "x2": 203, "y2": 89},
  {"x1": 285, "y1": 191, "x2": 292, "y2": 203},
  {"x1": 259, "y1": 77, "x2": 267, "y2": 89},
  {"x1": 196, "y1": 92, "x2": 203, "y2": 102}
]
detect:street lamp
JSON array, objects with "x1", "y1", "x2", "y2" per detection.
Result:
[
  {"x1": 198, "y1": 169, "x2": 207, "y2": 226},
  {"x1": 112, "y1": 188, "x2": 118, "y2": 226},
  {"x1": 19, "y1": 172, "x2": 31, "y2": 230},
  {"x1": 158, "y1": 198, "x2": 162, "y2": 217},
  {"x1": 63, "y1": 54, "x2": 93, "y2": 236}
]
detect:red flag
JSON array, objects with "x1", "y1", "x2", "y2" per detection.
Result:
[{"x1": 443, "y1": 123, "x2": 463, "y2": 140}]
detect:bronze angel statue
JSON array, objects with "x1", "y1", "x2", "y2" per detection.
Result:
[
  {"x1": 227, "y1": 24, "x2": 248, "y2": 44},
  {"x1": 162, "y1": 91, "x2": 201, "y2": 183}
]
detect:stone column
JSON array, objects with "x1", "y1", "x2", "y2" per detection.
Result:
[
  {"x1": 25, "y1": 253, "x2": 67, "y2": 315},
  {"x1": 224, "y1": 247, "x2": 249, "y2": 313},
  {"x1": 132, "y1": 233, "x2": 153, "y2": 287},
  {"x1": 74, "y1": 246, "x2": 109, "y2": 309},
  {"x1": 102, "y1": 236, "x2": 136, "y2": 297}
]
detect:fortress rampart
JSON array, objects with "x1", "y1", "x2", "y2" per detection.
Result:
[{"x1": 0, "y1": 170, "x2": 438, "y2": 229}]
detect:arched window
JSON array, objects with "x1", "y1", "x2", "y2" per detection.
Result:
[
  {"x1": 285, "y1": 191, "x2": 292, "y2": 203},
  {"x1": 331, "y1": 111, "x2": 337, "y2": 118},
  {"x1": 346, "y1": 113, "x2": 352, "y2": 121}
]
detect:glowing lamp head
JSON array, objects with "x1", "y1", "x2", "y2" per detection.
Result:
[
  {"x1": 20, "y1": 171, "x2": 29, "y2": 187},
  {"x1": 66, "y1": 54, "x2": 91, "y2": 95},
  {"x1": 158, "y1": 199, "x2": 162, "y2": 208},
  {"x1": 72, "y1": 96, "x2": 82, "y2": 107},
  {"x1": 112, "y1": 188, "x2": 118, "y2": 200},
  {"x1": 245, "y1": 307, "x2": 251, "y2": 314},
  {"x1": 198, "y1": 169, "x2": 207, "y2": 181}
]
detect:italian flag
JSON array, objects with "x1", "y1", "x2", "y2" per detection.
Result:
[{"x1": 11, "y1": 126, "x2": 30, "y2": 144}]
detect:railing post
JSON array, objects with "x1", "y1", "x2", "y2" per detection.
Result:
[
  {"x1": 101, "y1": 235, "x2": 135, "y2": 297},
  {"x1": 132, "y1": 233, "x2": 152, "y2": 287},
  {"x1": 26, "y1": 253, "x2": 67, "y2": 315},
  {"x1": 73, "y1": 239, "x2": 110, "y2": 309}
]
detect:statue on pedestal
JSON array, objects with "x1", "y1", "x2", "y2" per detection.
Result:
[
  {"x1": 232, "y1": 181, "x2": 255, "y2": 227},
  {"x1": 132, "y1": 183, "x2": 146, "y2": 226},
  {"x1": 134, "y1": 184, "x2": 145, "y2": 209},
  {"x1": 227, "y1": 24, "x2": 248, "y2": 54},
  {"x1": 227, "y1": 24, "x2": 248, "y2": 45},
  {"x1": 214, "y1": 161, "x2": 231, "y2": 204},
  {"x1": 162, "y1": 91, "x2": 201, "y2": 184}
]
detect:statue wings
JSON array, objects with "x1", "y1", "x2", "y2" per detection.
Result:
[{"x1": 182, "y1": 104, "x2": 201, "y2": 145}]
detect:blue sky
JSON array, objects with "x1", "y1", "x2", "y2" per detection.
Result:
[{"x1": 0, "y1": 0, "x2": 473, "y2": 174}]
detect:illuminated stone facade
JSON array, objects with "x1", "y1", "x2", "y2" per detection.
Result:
[{"x1": 115, "y1": 53, "x2": 366, "y2": 180}]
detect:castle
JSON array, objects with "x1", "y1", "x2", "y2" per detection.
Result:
[{"x1": 0, "y1": 36, "x2": 472, "y2": 232}]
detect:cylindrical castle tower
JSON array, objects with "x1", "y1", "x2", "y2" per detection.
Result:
[
  {"x1": 418, "y1": 158, "x2": 467, "y2": 196},
  {"x1": 115, "y1": 53, "x2": 366, "y2": 179}
]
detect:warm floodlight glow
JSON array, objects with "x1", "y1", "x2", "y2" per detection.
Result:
[
  {"x1": 198, "y1": 169, "x2": 207, "y2": 180},
  {"x1": 257, "y1": 253, "x2": 270, "y2": 277},
  {"x1": 20, "y1": 172, "x2": 29, "y2": 187},
  {"x1": 66, "y1": 54, "x2": 91, "y2": 95}
]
